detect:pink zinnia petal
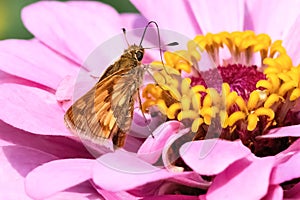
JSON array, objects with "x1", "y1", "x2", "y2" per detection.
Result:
[
  {"x1": 262, "y1": 185, "x2": 283, "y2": 200},
  {"x1": 138, "y1": 121, "x2": 182, "y2": 164},
  {"x1": 120, "y1": 13, "x2": 148, "y2": 29},
  {"x1": 0, "y1": 69, "x2": 50, "y2": 89},
  {"x1": 21, "y1": 1, "x2": 122, "y2": 64},
  {"x1": 284, "y1": 181, "x2": 300, "y2": 199},
  {"x1": 93, "y1": 150, "x2": 181, "y2": 192},
  {"x1": 0, "y1": 145, "x2": 56, "y2": 199},
  {"x1": 245, "y1": 0, "x2": 300, "y2": 40},
  {"x1": 0, "y1": 39, "x2": 78, "y2": 90},
  {"x1": 189, "y1": 0, "x2": 244, "y2": 34},
  {"x1": 180, "y1": 139, "x2": 251, "y2": 175},
  {"x1": 0, "y1": 83, "x2": 71, "y2": 136},
  {"x1": 271, "y1": 151, "x2": 300, "y2": 184},
  {"x1": 25, "y1": 159, "x2": 95, "y2": 199},
  {"x1": 143, "y1": 195, "x2": 199, "y2": 200},
  {"x1": 130, "y1": 0, "x2": 200, "y2": 37},
  {"x1": 0, "y1": 121, "x2": 91, "y2": 159},
  {"x1": 280, "y1": 138, "x2": 300, "y2": 155},
  {"x1": 207, "y1": 156, "x2": 275, "y2": 200},
  {"x1": 97, "y1": 189, "x2": 138, "y2": 200},
  {"x1": 283, "y1": 16, "x2": 300, "y2": 65},
  {"x1": 162, "y1": 128, "x2": 191, "y2": 172},
  {"x1": 257, "y1": 124, "x2": 300, "y2": 138}
]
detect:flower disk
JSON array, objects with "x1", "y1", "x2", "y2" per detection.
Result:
[{"x1": 143, "y1": 31, "x2": 300, "y2": 156}]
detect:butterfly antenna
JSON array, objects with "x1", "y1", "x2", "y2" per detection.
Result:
[
  {"x1": 139, "y1": 21, "x2": 173, "y2": 77},
  {"x1": 122, "y1": 28, "x2": 130, "y2": 47}
]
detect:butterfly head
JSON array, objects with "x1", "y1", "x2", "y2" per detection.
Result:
[{"x1": 125, "y1": 45, "x2": 145, "y2": 62}]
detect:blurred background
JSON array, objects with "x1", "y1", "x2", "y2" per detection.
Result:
[{"x1": 0, "y1": 0, "x2": 138, "y2": 40}]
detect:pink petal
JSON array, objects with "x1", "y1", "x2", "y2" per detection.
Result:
[
  {"x1": 0, "y1": 145, "x2": 57, "y2": 199},
  {"x1": 97, "y1": 189, "x2": 138, "y2": 200},
  {"x1": 271, "y1": 151, "x2": 300, "y2": 184},
  {"x1": 123, "y1": 135, "x2": 144, "y2": 153},
  {"x1": 129, "y1": 172, "x2": 208, "y2": 197},
  {"x1": 93, "y1": 150, "x2": 180, "y2": 191},
  {"x1": 0, "y1": 83, "x2": 71, "y2": 136},
  {"x1": 0, "y1": 121, "x2": 91, "y2": 159},
  {"x1": 130, "y1": 0, "x2": 200, "y2": 37},
  {"x1": 0, "y1": 39, "x2": 78, "y2": 90},
  {"x1": 189, "y1": 0, "x2": 244, "y2": 34},
  {"x1": 283, "y1": 16, "x2": 300, "y2": 65},
  {"x1": 257, "y1": 125, "x2": 300, "y2": 138},
  {"x1": 180, "y1": 139, "x2": 251, "y2": 175},
  {"x1": 143, "y1": 195, "x2": 199, "y2": 200},
  {"x1": 169, "y1": 172, "x2": 210, "y2": 189},
  {"x1": 284, "y1": 181, "x2": 300, "y2": 199},
  {"x1": 25, "y1": 159, "x2": 95, "y2": 199},
  {"x1": 280, "y1": 138, "x2": 300, "y2": 155},
  {"x1": 262, "y1": 185, "x2": 283, "y2": 200},
  {"x1": 0, "y1": 70, "x2": 48, "y2": 89},
  {"x1": 21, "y1": 1, "x2": 122, "y2": 64},
  {"x1": 207, "y1": 156, "x2": 275, "y2": 200},
  {"x1": 245, "y1": 0, "x2": 300, "y2": 40},
  {"x1": 137, "y1": 121, "x2": 182, "y2": 164},
  {"x1": 46, "y1": 192, "x2": 92, "y2": 200},
  {"x1": 44, "y1": 181, "x2": 99, "y2": 200},
  {"x1": 120, "y1": 13, "x2": 148, "y2": 29},
  {"x1": 55, "y1": 75, "x2": 76, "y2": 112},
  {"x1": 55, "y1": 75, "x2": 76, "y2": 102},
  {"x1": 162, "y1": 128, "x2": 192, "y2": 172}
]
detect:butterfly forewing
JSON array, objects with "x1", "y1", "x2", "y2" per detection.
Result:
[{"x1": 64, "y1": 45, "x2": 146, "y2": 149}]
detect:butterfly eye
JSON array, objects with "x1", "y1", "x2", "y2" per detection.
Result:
[{"x1": 136, "y1": 50, "x2": 144, "y2": 61}]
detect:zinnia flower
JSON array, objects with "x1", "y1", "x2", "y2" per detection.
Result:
[{"x1": 1, "y1": 0, "x2": 300, "y2": 199}]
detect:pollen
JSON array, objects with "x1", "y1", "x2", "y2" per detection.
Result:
[{"x1": 142, "y1": 31, "x2": 300, "y2": 156}]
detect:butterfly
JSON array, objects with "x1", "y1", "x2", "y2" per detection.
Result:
[{"x1": 64, "y1": 21, "x2": 166, "y2": 149}]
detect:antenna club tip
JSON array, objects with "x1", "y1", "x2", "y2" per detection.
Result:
[{"x1": 168, "y1": 42, "x2": 179, "y2": 46}]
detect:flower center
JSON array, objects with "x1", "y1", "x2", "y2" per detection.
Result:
[
  {"x1": 143, "y1": 31, "x2": 300, "y2": 156},
  {"x1": 193, "y1": 64, "x2": 266, "y2": 100}
]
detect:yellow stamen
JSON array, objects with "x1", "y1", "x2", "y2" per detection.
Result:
[
  {"x1": 254, "y1": 107, "x2": 275, "y2": 120},
  {"x1": 191, "y1": 118, "x2": 203, "y2": 132},
  {"x1": 167, "y1": 103, "x2": 181, "y2": 119},
  {"x1": 181, "y1": 94, "x2": 191, "y2": 111},
  {"x1": 228, "y1": 111, "x2": 246, "y2": 126},
  {"x1": 247, "y1": 113, "x2": 259, "y2": 131},
  {"x1": 178, "y1": 110, "x2": 198, "y2": 121},
  {"x1": 290, "y1": 88, "x2": 300, "y2": 101},
  {"x1": 220, "y1": 110, "x2": 228, "y2": 128},
  {"x1": 256, "y1": 80, "x2": 273, "y2": 91},
  {"x1": 247, "y1": 90, "x2": 260, "y2": 110},
  {"x1": 264, "y1": 94, "x2": 281, "y2": 108}
]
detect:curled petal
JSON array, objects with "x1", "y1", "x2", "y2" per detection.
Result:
[
  {"x1": 137, "y1": 121, "x2": 182, "y2": 164},
  {"x1": 180, "y1": 139, "x2": 251, "y2": 175}
]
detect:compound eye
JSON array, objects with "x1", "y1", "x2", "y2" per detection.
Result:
[{"x1": 136, "y1": 50, "x2": 144, "y2": 61}]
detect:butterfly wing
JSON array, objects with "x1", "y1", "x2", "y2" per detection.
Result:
[{"x1": 64, "y1": 67, "x2": 145, "y2": 148}]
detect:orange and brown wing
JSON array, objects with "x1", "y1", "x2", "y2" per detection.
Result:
[{"x1": 64, "y1": 67, "x2": 144, "y2": 148}]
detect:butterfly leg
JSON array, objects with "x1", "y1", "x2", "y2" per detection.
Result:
[{"x1": 137, "y1": 88, "x2": 154, "y2": 138}]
